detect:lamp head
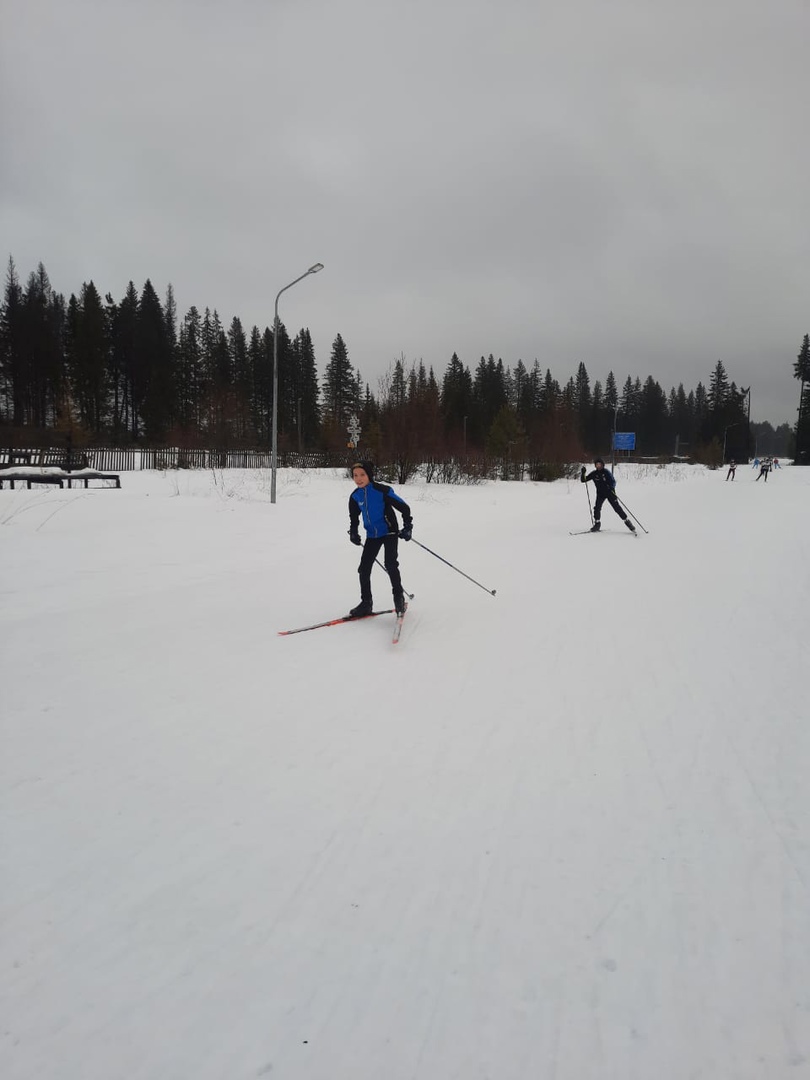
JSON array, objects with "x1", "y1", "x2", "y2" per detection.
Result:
[{"x1": 308, "y1": 263, "x2": 324, "y2": 274}]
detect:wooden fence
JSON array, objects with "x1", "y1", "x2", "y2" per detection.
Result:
[{"x1": 0, "y1": 447, "x2": 353, "y2": 472}]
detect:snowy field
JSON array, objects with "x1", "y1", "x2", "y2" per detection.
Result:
[{"x1": 1, "y1": 462, "x2": 808, "y2": 1080}]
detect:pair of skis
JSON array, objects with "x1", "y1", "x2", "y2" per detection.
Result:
[
  {"x1": 569, "y1": 527, "x2": 638, "y2": 538},
  {"x1": 279, "y1": 605, "x2": 407, "y2": 644}
]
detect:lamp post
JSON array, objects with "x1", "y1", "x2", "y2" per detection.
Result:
[{"x1": 271, "y1": 263, "x2": 324, "y2": 503}]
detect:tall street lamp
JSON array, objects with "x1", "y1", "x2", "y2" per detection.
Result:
[{"x1": 271, "y1": 263, "x2": 324, "y2": 504}]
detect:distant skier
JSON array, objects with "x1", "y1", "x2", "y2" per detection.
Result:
[
  {"x1": 347, "y1": 461, "x2": 412, "y2": 617},
  {"x1": 580, "y1": 458, "x2": 635, "y2": 532},
  {"x1": 773, "y1": 457, "x2": 782, "y2": 469},
  {"x1": 752, "y1": 456, "x2": 760, "y2": 470},
  {"x1": 755, "y1": 457, "x2": 771, "y2": 482},
  {"x1": 726, "y1": 459, "x2": 737, "y2": 481}
]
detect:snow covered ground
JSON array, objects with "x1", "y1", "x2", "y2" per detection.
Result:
[{"x1": 2, "y1": 462, "x2": 808, "y2": 1080}]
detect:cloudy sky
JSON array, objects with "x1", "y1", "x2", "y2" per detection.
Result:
[{"x1": 2, "y1": 0, "x2": 808, "y2": 426}]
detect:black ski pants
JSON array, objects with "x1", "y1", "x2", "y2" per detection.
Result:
[
  {"x1": 594, "y1": 490, "x2": 628, "y2": 523},
  {"x1": 358, "y1": 535, "x2": 402, "y2": 604}
]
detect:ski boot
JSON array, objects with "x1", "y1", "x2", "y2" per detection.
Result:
[
  {"x1": 349, "y1": 600, "x2": 373, "y2": 618},
  {"x1": 393, "y1": 591, "x2": 406, "y2": 616},
  {"x1": 624, "y1": 518, "x2": 636, "y2": 532},
  {"x1": 590, "y1": 521, "x2": 601, "y2": 532}
]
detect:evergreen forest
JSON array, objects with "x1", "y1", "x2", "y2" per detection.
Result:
[{"x1": 2, "y1": 259, "x2": 806, "y2": 472}]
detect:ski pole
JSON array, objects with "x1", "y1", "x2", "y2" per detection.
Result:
[
  {"x1": 374, "y1": 557, "x2": 414, "y2": 600},
  {"x1": 411, "y1": 538, "x2": 496, "y2": 596},
  {"x1": 585, "y1": 477, "x2": 593, "y2": 525},
  {"x1": 616, "y1": 497, "x2": 649, "y2": 534}
]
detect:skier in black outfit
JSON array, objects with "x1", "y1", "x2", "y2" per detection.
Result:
[
  {"x1": 580, "y1": 458, "x2": 635, "y2": 532},
  {"x1": 347, "y1": 461, "x2": 413, "y2": 617}
]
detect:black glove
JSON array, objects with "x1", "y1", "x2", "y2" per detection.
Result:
[
  {"x1": 399, "y1": 523, "x2": 413, "y2": 541},
  {"x1": 349, "y1": 530, "x2": 361, "y2": 546},
  {"x1": 580, "y1": 466, "x2": 586, "y2": 480}
]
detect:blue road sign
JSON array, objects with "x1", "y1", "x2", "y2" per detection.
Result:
[{"x1": 613, "y1": 432, "x2": 636, "y2": 450}]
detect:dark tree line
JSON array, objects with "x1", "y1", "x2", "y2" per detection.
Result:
[{"x1": 1, "y1": 258, "x2": 805, "y2": 465}]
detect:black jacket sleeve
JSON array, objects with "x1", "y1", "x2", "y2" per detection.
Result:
[
  {"x1": 380, "y1": 485, "x2": 412, "y2": 533},
  {"x1": 348, "y1": 495, "x2": 360, "y2": 533}
]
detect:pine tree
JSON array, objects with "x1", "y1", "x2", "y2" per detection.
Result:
[
  {"x1": 706, "y1": 360, "x2": 731, "y2": 443},
  {"x1": 66, "y1": 281, "x2": 108, "y2": 435},
  {"x1": 794, "y1": 333, "x2": 810, "y2": 462},
  {"x1": 295, "y1": 328, "x2": 320, "y2": 450},
  {"x1": 176, "y1": 306, "x2": 202, "y2": 431},
  {"x1": 227, "y1": 317, "x2": 250, "y2": 441},
  {"x1": 693, "y1": 382, "x2": 708, "y2": 447},
  {"x1": 619, "y1": 376, "x2": 637, "y2": 426},
  {"x1": 440, "y1": 352, "x2": 473, "y2": 444},
  {"x1": 472, "y1": 354, "x2": 507, "y2": 436},
  {"x1": 21, "y1": 264, "x2": 65, "y2": 429},
  {"x1": 137, "y1": 280, "x2": 174, "y2": 440},
  {"x1": 541, "y1": 369, "x2": 559, "y2": 413},
  {"x1": 246, "y1": 325, "x2": 269, "y2": 442},
  {"x1": 211, "y1": 318, "x2": 232, "y2": 443},
  {"x1": 109, "y1": 282, "x2": 139, "y2": 439},
  {"x1": 638, "y1": 376, "x2": 668, "y2": 454},
  {"x1": 164, "y1": 285, "x2": 178, "y2": 352},
  {"x1": 321, "y1": 333, "x2": 357, "y2": 438},
  {"x1": 199, "y1": 308, "x2": 226, "y2": 435},
  {"x1": 0, "y1": 257, "x2": 25, "y2": 425},
  {"x1": 590, "y1": 379, "x2": 609, "y2": 453},
  {"x1": 604, "y1": 371, "x2": 618, "y2": 413},
  {"x1": 486, "y1": 404, "x2": 526, "y2": 478},
  {"x1": 392, "y1": 356, "x2": 407, "y2": 408},
  {"x1": 574, "y1": 361, "x2": 591, "y2": 445}
]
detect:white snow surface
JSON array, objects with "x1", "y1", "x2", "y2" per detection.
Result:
[{"x1": 1, "y1": 463, "x2": 808, "y2": 1080}]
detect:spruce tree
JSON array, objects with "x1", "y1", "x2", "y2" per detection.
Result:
[
  {"x1": 137, "y1": 280, "x2": 174, "y2": 440},
  {"x1": 440, "y1": 352, "x2": 473, "y2": 442},
  {"x1": 228, "y1": 317, "x2": 250, "y2": 441},
  {"x1": 794, "y1": 334, "x2": 810, "y2": 461},
  {"x1": 66, "y1": 281, "x2": 108, "y2": 435},
  {"x1": 574, "y1": 361, "x2": 591, "y2": 444},
  {"x1": 638, "y1": 376, "x2": 668, "y2": 454},
  {"x1": 110, "y1": 282, "x2": 139, "y2": 438},
  {"x1": 295, "y1": 328, "x2": 321, "y2": 450},
  {"x1": 321, "y1": 333, "x2": 357, "y2": 439},
  {"x1": 0, "y1": 257, "x2": 25, "y2": 425},
  {"x1": 21, "y1": 264, "x2": 65, "y2": 428}
]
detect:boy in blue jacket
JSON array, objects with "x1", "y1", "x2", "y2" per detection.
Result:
[
  {"x1": 580, "y1": 458, "x2": 635, "y2": 532},
  {"x1": 348, "y1": 461, "x2": 413, "y2": 617}
]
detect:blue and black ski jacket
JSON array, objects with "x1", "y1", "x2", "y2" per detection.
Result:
[
  {"x1": 349, "y1": 481, "x2": 412, "y2": 539},
  {"x1": 582, "y1": 467, "x2": 617, "y2": 495}
]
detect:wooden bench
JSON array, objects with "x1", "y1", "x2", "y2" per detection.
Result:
[
  {"x1": 41, "y1": 450, "x2": 91, "y2": 471},
  {"x1": 0, "y1": 448, "x2": 121, "y2": 490},
  {"x1": 0, "y1": 449, "x2": 90, "y2": 470},
  {"x1": 0, "y1": 471, "x2": 65, "y2": 489},
  {"x1": 63, "y1": 471, "x2": 121, "y2": 489},
  {"x1": 0, "y1": 469, "x2": 120, "y2": 490}
]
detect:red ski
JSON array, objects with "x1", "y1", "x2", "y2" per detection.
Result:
[{"x1": 278, "y1": 609, "x2": 395, "y2": 636}]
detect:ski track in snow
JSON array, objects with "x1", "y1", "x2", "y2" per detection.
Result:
[{"x1": 1, "y1": 464, "x2": 809, "y2": 1080}]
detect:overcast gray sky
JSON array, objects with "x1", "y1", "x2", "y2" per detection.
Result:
[{"x1": 2, "y1": 0, "x2": 808, "y2": 426}]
